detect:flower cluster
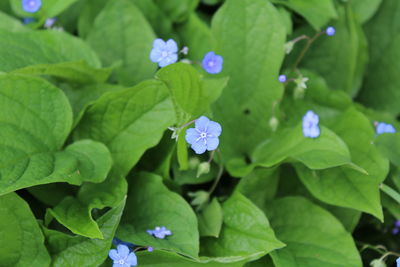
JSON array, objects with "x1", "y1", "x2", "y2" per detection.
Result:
[
  {"x1": 302, "y1": 110, "x2": 320, "y2": 138},
  {"x1": 150, "y1": 39, "x2": 223, "y2": 74}
]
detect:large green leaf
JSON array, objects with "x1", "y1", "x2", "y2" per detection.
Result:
[
  {"x1": 0, "y1": 193, "x2": 50, "y2": 267},
  {"x1": 153, "y1": 0, "x2": 199, "y2": 23},
  {"x1": 252, "y1": 124, "x2": 351, "y2": 170},
  {"x1": 43, "y1": 197, "x2": 126, "y2": 267},
  {"x1": 211, "y1": 0, "x2": 286, "y2": 163},
  {"x1": 272, "y1": 0, "x2": 337, "y2": 30},
  {"x1": 375, "y1": 133, "x2": 400, "y2": 167},
  {"x1": 0, "y1": 74, "x2": 112, "y2": 194},
  {"x1": 0, "y1": 11, "x2": 29, "y2": 32},
  {"x1": 135, "y1": 250, "x2": 245, "y2": 267},
  {"x1": 198, "y1": 198, "x2": 223, "y2": 238},
  {"x1": 265, "y1": 197, "x2": 362, "y2": 267},
  {"x1": 0, "y1": 30, "x2": 100, "y2": 70},
  {"x1": 117, "y1": 172, "x2": 199, "y2": 258},
  {"x1": 74, "y1": 79, "x2": 175, "y2": 176},
  {"x1": 358, "y1": 0, "x2": 400, "y2": 115},
  {"x1": 201, "y1": 192, "x2": 285, "y2": 262},
  {"x1": 298, "y1": 5, "x2": 368, "y2": 97},
  {"x1": 11, "y1": 61, "x2": 112, "y2": 85},
  {"x1": 351, "y1": 0, "x2": 382, "y2": 24},
  {"x1": 296, "y1": 109, "x2": 389, "y2": 220},
  {"x1": 86, "y1": 0, "x2": 156, "y2": 85},
  {"x1": 156, "y1": 63, "x2": 228, "y2": 124}
]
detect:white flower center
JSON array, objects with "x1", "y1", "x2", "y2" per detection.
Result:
[
  {"x1": 118, "y1": 259, "x2": 125, "y2": 264},
  {"x1": 208, "y1": 61, "x2": 215, "y2": 67},
  {"x1": 161, "y1": 51, "x2": 169, "y2": 58},
  {"x1": 200, "y1": 132, "x2": 207, "y2": 138}
]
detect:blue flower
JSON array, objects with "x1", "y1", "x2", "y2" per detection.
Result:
[
  {"x1": 185, "y1": 116, "x2": 222, "y2": 154},
  {"x1": 326, "y1": 26, "x2": 335, "y2": 36},
  {"x1": 150, "y1": 38, "x2": 178, "y2": 67},
  {"x1": 22, "y1": 17, "x2": 35, "y2": 24},
  {"x1": 109, "y1": 244, "x2": 137, "y2": 267},
  {"x1": 397, "y1": 257, "x2": 400, "y2": 267},
  {"x1": 147, "y1": 247, "x2": 154, "y2": 252},
  {"x1": 376, "y1": 122, "x2": 396, "y2": 135},
  {"x1": 22, "y1": 0, "x2": 42, "y2": 13},
  {"x1": 44, "y1": 17, "x2": 56, "y2": 28},
  {"x1": 278, "y1": 75, "x2": 287, "y2": 83},
  {"x1": 147, "y1": 226, "x2": 172, "y2": 239},
  {"x1": 202, "y1": 51, "x2": 223, "y2": 74},
  {"x1": 302, "y1": 110, "x2": 320, "y2": 138}
]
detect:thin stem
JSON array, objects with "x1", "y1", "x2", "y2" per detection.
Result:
[
  {"x1": 208, "y1": 150, "x2": 224, "y2": 196},
  {"x1": 207, "y1": 150, "x2": 216, "y2": 164},
  {"x1": 379, "y1": 251, "x2": 400, "y2": 261},
  {"x1": 179, "y1": 120, "x2": 196, "y2": 130},
  {"x1": 358, "y1": 242, "x2": 387, "y2": 254},
  {"x1": 292, "y1": 32, "x2": 324, "y2": 71},
  {"x1": 291, "y1": 34, "x2": 310, "y2": 44}
]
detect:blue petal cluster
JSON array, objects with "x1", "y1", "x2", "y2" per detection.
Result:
[
  {"x1": 147, "y1": 226, "x2": 172, "y2": 239},
  {"x1": 185, "y1": 116, "x2": 222, "y2": 154},
  {"x1": 376, "y1": 122, "x2": 396, "y2": 135},
  {"x1": 326, "y1": 26, "x2": 336, "y2": 36},
  {"x1": 22, "y1": 0, "x2": 42, "y2": 13},
  {"x1": 202, "y1": 51, "x2": 223, "y2": 74},
  {"x1": 109, "y1": 244, "x2": 137, "y2": 267},
  {"x1": 150, "y1": 38, "x2": 178, "y2": 67},
  {"x1": 302, "y1": 110, "x2": 320, "y2": 138}
]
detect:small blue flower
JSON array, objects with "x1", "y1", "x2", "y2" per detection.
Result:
[
  {"x1": 22, "y1": 17, "x2": 35, "y2": 24},
  {"x1": 202, "y1": 51, "x2": 223, "y2": 74},
  {"x1": 302, "y1": 110, "x2": 320, "y2": 138},
  {"x1": 278, "y1": 74, "x2": 287, "y2": 83},
  {"x1": 109, "y1": 244, "x2": 137, "y2": 267},
  {"x1": 150, "y1": 38, "x2": 178, "y2": 68},
  {"x1": 147, "y1": 247, "x2": 154, "y2": 252},
  {"x1": 22, "y1": 0, "x2": 42, "y2": 13},
  {"x1": 397, "y1": 257, "x2": 400, "y2": 267},
  {"x1": 395, "y1": 220, "x2": 400, "y2": 228},
  {"x1": 147, "y1": 226, "x2": 172, "y2": 239},
  {"x1": 376, "y1": 122, "x2": 396, "y2": 135},
  {"x1": 185, "y1": 116, "x2": 222, "y2": 154},
  {"x1": 326, "y1": 26, "x2": 335, "y2": 36},
  {"x1": 44, "y1": 17, "x2": 56, "y2": 28}
]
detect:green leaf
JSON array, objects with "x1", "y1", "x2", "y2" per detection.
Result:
[
  {"x1": 156, "y1": 63, "x2": 228, "y2": 125},
  {"x1": 264, "y1": 197, "x2": 362, "y2": 267},
  {"x1": 198, "y1": 198, "x2": 223, "y2": 238},
  {"x1": 11, "y1": 61, "x2": 112, "y2": 85},
  {"x1": 298, "y1": 5, "x2": 368, "y2": 97},
  {"x1": 43, "y1": 197, "x2": 126, "y2": 267},
  {"x1": 74, "y1": 80, "x2": 175, "y2": 176},
  {"x1": 86, "y1": 0, "x2": 156, "y2": 85},
  {"x1": 351, "y1": 0, "x2": 382, "y2": 24},
  {"x1": 0, "y1": 30, "x2": 100, "y2": 71},
  {"x1": 176, "y1": 13, "x2": 217, "y2": 60},
  {"x1": 375, "y1": 133, "x2": 400, "y2": 167},
  {"x1": 11, "y1": 0, "x2": 79, "y2": 18},
  {"x1": 295, "y1": 109, "x2": 389, "y2": 220},
  {"x1": 136, "y1": 250, "x2": 245, "y2": 267},
  {"x1": 0, "y1": 193, "x2": 51, "y2": 267},
  {"x1": 211, "y1": 0, "x2": 286, "y2": 162},
  {"x1": 0, "y1": 74, "x2": 112, "y2": 194},
  {"x1": 0, "y1": 11, "x2": 29, "y2": 32},
  {"x1": 117, "y1": 172, "x2": 199, "y2": 258},
  {"x1": 201, "y1": 192, "x2": 284, "y2": 262},
  {"x1": 252, "y1": 124, "x2": 352, "y2": 170},
  {"x1": 272, "y1": 0, "x2": 337, "y2": 30},
  {"x1": 236, "y1": 167, "x2": 280, "y2": 210},
  {"x1": 153, "y1": 0, "x2": 199, "y2": 23}
]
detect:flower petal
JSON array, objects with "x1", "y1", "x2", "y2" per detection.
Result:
[
  {"x1": 112, "y1": 263, "x2": 124, "y2": 267},
  {"x1": 195, "y1": 116, "x2": 210, "y2": 131},
  {"x1": 150, "y1": 49, "x2": 162, "y2": 63},
  {"x1": 126, "y1": 252, "x2": 138, "y2": 266},
  {"x1": 158, "y1": 53, "x2": 177, "y2": 67},
  {"x1": 185, "y1": 128, "x2": 199, "y2": 145},
  {"x1": 166, "y1": 39, "x2": 178, "y2": 53},
  {"x1": 191, "y1": 140, "x2": 207, "y2": 154},
  {"x1": 207, "y1": 121, "x2": 222, "y2": 137},
  {"x1": 109, "y1": 249, "x2": 120, "y2": 261},
  {"x1": 153, "y1": 38, "x2": 165, "y2": 50},
  {"x1": 117, "y1": 244, "x2": 130, "y2": 259},
  {"x1": 206, "y1": 137, "x2": 219, "y2": 151}
]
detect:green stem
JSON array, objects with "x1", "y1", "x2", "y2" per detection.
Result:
[
  {"x1": 292, "y1": 32, "x2": 323, "y2": 71},
  {"x1": 208, "y1": 150, "x2": 224, "y2": 196},
  {"x1": 380, "y1": 183, "x2": 400, "y2": 205}
]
